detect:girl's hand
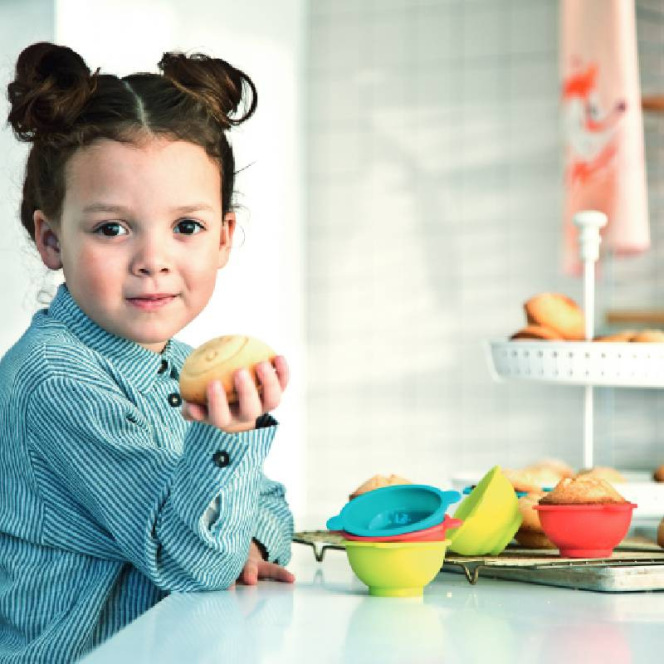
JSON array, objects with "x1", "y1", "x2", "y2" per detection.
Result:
[
  {"x1": 181, "y1": 356, "x2": 289, "y2": 432},
  {"x1": 232, "y1": 540, "x2": 295, "y2": 587}
]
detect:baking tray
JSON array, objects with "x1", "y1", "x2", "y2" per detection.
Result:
[{"x1": 294, "y1": 531, "x2": 664, "y2": 593}]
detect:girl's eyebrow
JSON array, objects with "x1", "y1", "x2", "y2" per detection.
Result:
[{"x1": 81, "y1": 203, "x2": 216, "y2": 214}]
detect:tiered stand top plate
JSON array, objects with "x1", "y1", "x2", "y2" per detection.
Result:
[{"x1": 487, "y1": 340, "x2": 664, "y2": 388}]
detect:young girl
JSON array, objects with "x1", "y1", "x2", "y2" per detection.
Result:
[{"x1": 0, "y1": 42, "x2": 294, "y2": 663}]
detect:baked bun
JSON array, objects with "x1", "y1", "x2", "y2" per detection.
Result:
[
  {"x1": 514, "y1": 491, "x2": 555, "y2": 549},
  {"x1": 515, "y1": 529, "x2": 556, "y2": 549},
  {"x1": 654, "y1": 465, "x2": 664, "y2": 483},
  {"x1": 539, "y1": 475, "x2": 627, "y2": 505},
  {"x1": 632, "y1": 329, "x2": 664, "y2": 343},
  {"x1": 524, "y1": 293, "x2": 585, "y2": 341},
  {"x1": 504, "y1": 459, "x2": 575, "y2": 494},
  {"x1": 349, "y1": 474, "x2": 411, "y2": 501},
  {"x1": 527, "y1": 458, "x2": 575, "y2": 480},
  {"x1": 575, "y1": 466, "x2": 626, "y2": 485},
  {"x1": 503, "y1": 468, "x2": 547, "y2": 493},
  {"x1": 179, "y1": 335, "x2": 276, "y2": 405},
  {"x1": 658, "y1": 516, "x2": 664, "y2": 549},
  {"x1": 593, "y1": 330, "x2": 637, "y2": 342},
  {"x1": 510, "y1": 325, "x2": 563, "y2": 341}
]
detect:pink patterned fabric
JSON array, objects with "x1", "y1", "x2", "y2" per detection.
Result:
[{"x1": 561, "y1": 0, "x2": 649, "y2": 274}]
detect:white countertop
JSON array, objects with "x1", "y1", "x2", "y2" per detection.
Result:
[{"x1": 82, "y1": 544, "x2": 664, "y2": 663}]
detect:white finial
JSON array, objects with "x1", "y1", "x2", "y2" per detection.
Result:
[{"x1": 574, "y1": 210, "x2": 608, "y2": 263}]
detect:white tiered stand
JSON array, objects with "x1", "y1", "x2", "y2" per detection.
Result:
[{"x1": 487, "y1": 211, "x2": 664, "y2": 472}]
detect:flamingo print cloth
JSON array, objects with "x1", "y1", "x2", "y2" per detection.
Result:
[{"x1": 561, "y1": 0, "x2": 649, "y2": 274}]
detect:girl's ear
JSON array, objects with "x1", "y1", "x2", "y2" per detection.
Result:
[
  {"x1": 34, "y1": 211, "x2": 62, "y2": 270},
  {"x1": 218, "y1": 211, "x2": 236, "y2": 269}
]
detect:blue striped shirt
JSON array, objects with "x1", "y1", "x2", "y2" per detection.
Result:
[{"x1": 0, "y1": 284, "x2": 293, "y2": 663}]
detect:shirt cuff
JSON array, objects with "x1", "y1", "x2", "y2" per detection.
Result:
[{"x1": 172, "y1": 422, "x2": 276, "y2": 530}]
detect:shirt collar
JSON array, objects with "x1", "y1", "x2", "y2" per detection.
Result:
[{"x1": 47, "y1": 284, "x2": 192, "y2": 393}]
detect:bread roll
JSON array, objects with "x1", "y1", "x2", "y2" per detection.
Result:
[
  {"x1": 576, "y1": 466, "x2": 626, "y2": 485},
  {"x1": 510, "y1": 325, "x2": 563, "y2": 341},
  {"x1": 348, "y1": 474, "x2": 411, "y2": 501},
  {"x1": 593, "y1": 330, "x2": 637, "y2": 342},
  {"x1": 658, "y1": 516, "x2": 664, "y2": 549},
  {"x1": 654, "y1": 465, "x2": 664, "y2": 483},
  {"x1": 523, "y1": 293, "x2": 585, "y2": 340},
  {"x1": 515, "y1": 530, "x2": 556, "y2": 549},
  {"x1": 632, "y1": 329, "x2": 664, "y2": 343},
  {"x1": 503, "y1": 468, "x2": 546, "y2": 493},
  {"x1": 179, "y1": 335, "x2": 276, "y2": 405},
  {"x1": 504, "y1": 460, "x2": 574, "y2": 494},
  {"x1": 514, "y1": 492, "x2": 556, "y2": 549},
  {"x1": 527, "y1": 458, "x2": 575, "y2": 480}
]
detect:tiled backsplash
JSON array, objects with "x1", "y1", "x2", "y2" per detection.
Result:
[{"x1": 304, "y1": 0, "x2": 664, "y2": 519}]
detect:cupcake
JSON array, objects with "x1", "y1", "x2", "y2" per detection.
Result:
[{"x1": 539, "y1": 475, "x2": 627, "y2": 505}]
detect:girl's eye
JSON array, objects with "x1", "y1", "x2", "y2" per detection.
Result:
[
  {"x1": 175, "y1": 219, "x2": 204, "y2": 235},
  {"x1": 95, "y1": 222, "x2": 127, "y2": 237}
]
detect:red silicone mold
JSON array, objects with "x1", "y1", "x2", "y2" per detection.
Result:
[{"x1": 533, "y1": 502, "x2": 637, "y2": 558}]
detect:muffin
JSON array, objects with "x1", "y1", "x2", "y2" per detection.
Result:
[
  {"x1": 575, "y1": 466, "x2": 626, "y2": 485},
  {"x1": 349, "y1": 474, "x2": 411, "y2": 501},
  {"x1": 534, "y1": 458, "x2": 574, "y2": 476},
  {"x1": 539, "y1": 475, "x2": 627, "y2": 505},
  {"x1": 502, "y1": 468, "x2": 543, "y2": 494},
  {"x1": 514, "y1": 491, "x2": 555, "y2": 549}
]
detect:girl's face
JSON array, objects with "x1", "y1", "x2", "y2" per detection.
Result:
[{"x1": 34, "y1": 137, "x2": 233, "y2": 353}]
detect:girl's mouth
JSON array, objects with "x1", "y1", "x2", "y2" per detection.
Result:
[{"x1": 127, "y1": 295, "x2": 176, "y2": 311}]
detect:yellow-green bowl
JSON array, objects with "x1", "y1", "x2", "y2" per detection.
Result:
[
  {"x1": 344, "y1": 539, "x2": 450, "y2": 597},
  {"x1": 447, "y1": 466, "x2": 522, "y2": 556}
]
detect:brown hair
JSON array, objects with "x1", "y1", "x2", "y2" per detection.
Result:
[{"x1": 6, "y1": 42, "x2": 257, "y2": 241}]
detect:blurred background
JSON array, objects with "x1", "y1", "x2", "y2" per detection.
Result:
[{"x1": 1, "y1": 0, "x2": 664, "y2": 525}]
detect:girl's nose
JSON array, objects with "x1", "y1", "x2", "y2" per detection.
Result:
[{"x1": 131, "y1": 238, "x2": 172, "y2": 276}]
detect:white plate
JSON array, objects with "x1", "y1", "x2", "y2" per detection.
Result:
[{"x1": 486, "y1": 340, "x2": 664, "y2": 388}]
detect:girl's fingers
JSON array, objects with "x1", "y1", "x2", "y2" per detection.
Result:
[
  {"x1": 272, "y1": 356, "x2": 290, "y2": 392},
  {"x1": 242, "y1": 563, "x2": 259, "y2": 585},
  {"x1": 181, "y1": 402, "x2": 207, "y2": 422},
  {"x1": 233, "y1": 369, "x2": 263, "y2": 420},
  {"x1": 206, "y1": 380, "x2": 232, "y2": 429},
  {"x1": 256, "y1": 361, "x2": 282, "y2": 412},
  {"x1": 257, "y1": 562, "x2": 295, "y2": 583}
]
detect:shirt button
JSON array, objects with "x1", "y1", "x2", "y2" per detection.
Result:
[
  {"x1": 158, "y1": 359, "x2": 168, "y2": 374},
  {"x1": 167, "y1": 393, "x2": 182, "y2": 407},
  {"x1": 212, "y1": 450, "x2": 230, "y2": 468}
]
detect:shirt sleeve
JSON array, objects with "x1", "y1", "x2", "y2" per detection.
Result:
[
  {"x1": 252, "y1": 472, "x2": 294, "y2": 566},
  {"x1": 26, "y1": 375, "x2": 283, "y2": 592}
]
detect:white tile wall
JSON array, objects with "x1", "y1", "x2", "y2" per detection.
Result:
[
  {"x1": 303, "y1": 0, "x2": 664, "y2": 522},
  {"x1": 0, "y1": 0, "x2": 56, "y2": 351}
]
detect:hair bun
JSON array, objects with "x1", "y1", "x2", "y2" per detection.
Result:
[
  {"x1": 7, "y1": 42, "x2": 96, "y2": 141},
  {"x1": 158, "y1": 51, "x2": 257, "y2": 129}
]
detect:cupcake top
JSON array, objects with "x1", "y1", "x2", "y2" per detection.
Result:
[{"x1": 539, "y1": 475, "x2": 627, "y2": 505}]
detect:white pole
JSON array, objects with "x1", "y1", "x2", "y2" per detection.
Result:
[{"x1": 573, "y1": 211, "x2": 608, "y2": 469}]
